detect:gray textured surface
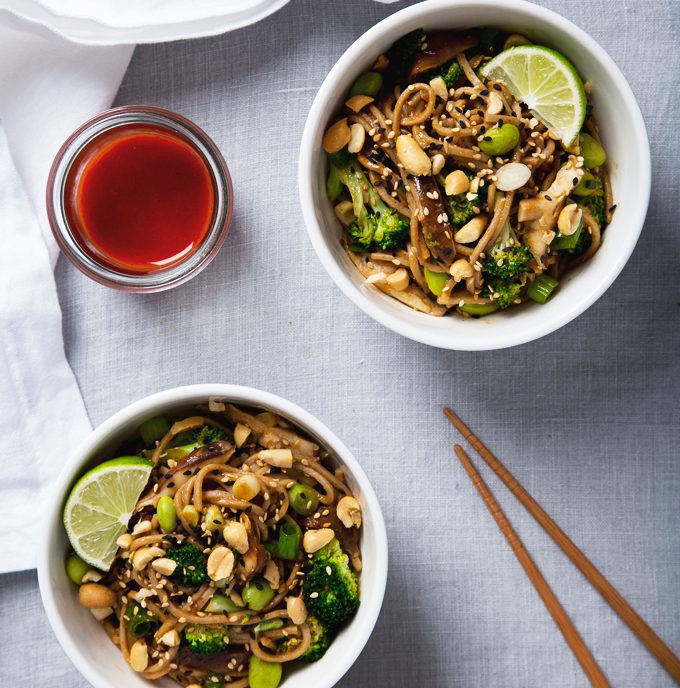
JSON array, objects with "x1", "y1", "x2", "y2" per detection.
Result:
[{"x1": 2, "y1": 0, "x2": 679, "y2": 686}]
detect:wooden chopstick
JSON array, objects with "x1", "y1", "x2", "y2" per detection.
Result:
[
  {"x1": 453, "y1": 444, "x2": 611, "y2": 687},
  {"x1": 445, "y1": 408, "x2": 680, "y2": 685}
]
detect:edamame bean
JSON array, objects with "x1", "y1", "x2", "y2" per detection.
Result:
[
  {"x1": 65, "y1": 553, "x2": 90, "y2": 585},
  {"x1": 203, "y1": 504, "x2": 224, "y2": 532},
  {"x1": 242, "y1": 579, "x2": 275, "y2": 611},
  {"x1": 349, "y1": 71, "x2": 383, "y2": 98},
  {"x1": 478, "y1": 123, "x2": 520, "y2": 156},
  {"x1": 288, "y1": 483, "x2": 319, "y2": 516},
  {"x1": 579, "y1": 132, "x2": 606, "y2": 169},
  {"x1": 205, "y1": 593, "x2": 242, "y2": 614},
  {"x1": 249, "y1": 656, "x2": 282, "y2": 688},
  {"x1": 156, "y1": 495, "x2": 177, "y2": 533}
]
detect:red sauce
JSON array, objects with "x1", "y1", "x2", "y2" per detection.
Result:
[{"x1": 65, "y1": 123, "x2": 215, "y2": 274}]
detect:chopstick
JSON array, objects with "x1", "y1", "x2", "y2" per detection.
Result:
[
  {"x1": 453, "y1": 444, "x2": 610, "y2": 687},
  {"x1": 445, "y1": 408, "x2": 680, "y2": 685}
]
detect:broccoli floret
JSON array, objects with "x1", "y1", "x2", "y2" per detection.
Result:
[
  {"x1": 302, "y1": 539, "x2": 359, "y2": 625},
  {"x1": 384, "y1": 29, "x2": 426, "y2": 85},
  {"x1": 300, "y1": 616, "x2": 335, "y2": 662},
  {"x1": 423, "y1": 59, "x2": 464, "y2": 88},
  {"x1": 167, "y1": 425, "x2": 228, "y2": 461},
  {"x1": 183, "y1": 624, "x2": 229, "y2": 654},
  {"x1": 438, "y1": 172, "x2": 486, "y2": 226},
  {"x1": 578, "y1": 194, "x2": 606, "y2": 231},
  {"x1": 338, "y1": 159, "x2": 409, "y2": 252},
  {"x1": 482, "y1": 221, "x2": 532, "y2": 309},
  {"x1": 166, "y1": 543, "x2": 209, "y2": 586}
]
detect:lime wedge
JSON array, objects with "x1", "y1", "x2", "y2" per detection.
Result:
[
  {"x1": 63, "y1": 457, "x2": 153, "y2": 571},
  {"x1": 480, "y1": 45, "x2": 586, "y2": 145}
]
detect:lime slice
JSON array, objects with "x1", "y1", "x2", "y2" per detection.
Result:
[
  {"x1": 480, "y1": 45, "x2": 586, "y2": 145},
  {"x1": 63, "y1": 456, "x2": 153, "y2": 571}
]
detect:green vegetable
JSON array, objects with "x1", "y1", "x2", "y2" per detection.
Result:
[
  {"x1": 551, "y1": 211, "x2": 584, "y2": 251},
  {"x1": 579, "y1": 132, "x2": 606, "y2": 169},
  {"x1": 327, "y1": 148, "x2": 349, "y2": 169},
  {"x1": 254, "y1": 619, "x2": 284, "y2": 634},
  {"x1": 205, "y1": 593, "x2": 243, "y2": 614},
  {"x1": 482, "y1": 219, "x2": 532, "y2": 309},
  {"x1": 437, "y1": 172, "x2": 486, "y2": 226},
  {"x1": 166, "y1": 543, "x2": 209, "y2": 586},
  {"x1": 458, "y1": 303, "x2": 499, "y2": 316},
  {"x1": 384, "y1": 28, "x2": 426, "y2": 84},
  {"x1": 578, "y1": 193, "x2": 606, "y2": 230},
  {"x1": 138, "y1": 415, "x2": 170, "y2": 448},
  {"x1": 124, "y1": 602, "x2": 159, "y2": 639},
  {"x1": 287, "y1": 483, "x2": 319, "y2": 516},
  {"x1": 156, "y1": 495, "x2": 177, "y2": 534},
  {"x1": 298, "y1": 615, "x2": 334, "y2": 662},
  {"x1": 572, "y1": 171, "x2": 601, "y2": 197},
  {"x1": 248, "y1": 656, "x2": 282, "y2": 688},
  {"x1": 166, "y1": 425, "x2": 228, "y2": 462},
  {"x1": 527, "y1": 274, "x2": 559, "y2": 304},
  {"x1": 183, "y1": 624, "x2": 229, "y2": 654},
  {"x1": 423, "y1": 58, "x2": 463, "y2": 88},
  {"x1": 478, "y1": 123, "x2": 520, "y2": 156},
  {"x1": 302, "y1": 539, "x2": 359, "y2": 625},
  {"x1": 349, "y1": 71, "x2": 383, "y2": 97},
  {"x1": 182, "y1": 504, "x2": 200, "y2": 527},
  {"x1": 278, "y1": 521, "x2": 301, "y2": 561},
  {"x1": 203, "y1": 504, "x2": 224, "y2": 533},
  {"x1": 242, "y1": 579, "x2": 275, "y2": 611},
  {"x1": 423, "y1": 267, "x2": 449, "y2": 297},
  {"x1": 65, "y1": 553, "x2": 90, "y2": 584},
  {"x1": 335, "y1": 158, "x2": 409, "y2": 252},
  {"x1": 327, "y1": 163, "x2": 342, "y2": 201}
]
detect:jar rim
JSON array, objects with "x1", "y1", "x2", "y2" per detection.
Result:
[{"x1": 46, "y1": 106, "x2": 233, "y2": 293}]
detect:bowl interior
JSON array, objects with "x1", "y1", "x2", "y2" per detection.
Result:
[
  {"x1": 40, "y1": 386, "x2": 387, "y2": 688},
  {"x1": 301, "y1": 0, "x2": 649, "y2": 349}
]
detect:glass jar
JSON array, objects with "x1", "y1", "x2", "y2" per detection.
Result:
[{"x1": 46, "y1": 106, "x2": 233, "y2": 292}]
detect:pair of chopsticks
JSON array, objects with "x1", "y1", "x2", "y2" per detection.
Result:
[{"x1": 444, "y1": 408, "x2": 680, "y2": 687}]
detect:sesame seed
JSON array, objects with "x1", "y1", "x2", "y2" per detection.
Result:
[{"x1": 310, "y1": 592, "x2": 319, "y2": 599}]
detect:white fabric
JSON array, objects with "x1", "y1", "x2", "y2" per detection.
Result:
[{"x1": 0, "y1": 21, "x2": 131, "y2": 572}]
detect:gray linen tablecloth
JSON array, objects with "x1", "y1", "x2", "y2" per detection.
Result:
[{"x1": 1, "y1": 0, "x2": 679, "y2": 685}]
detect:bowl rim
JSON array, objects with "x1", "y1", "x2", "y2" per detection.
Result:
[
  {"x1": 37, "y1": 384, "x2": 388, "y2": 688},
  {"x1": 298, "y1": 0, "x2": 651, "y2": 350}
]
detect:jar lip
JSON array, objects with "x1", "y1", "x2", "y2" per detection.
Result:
[{"x1": 46, "y1": 106, "x2": 233, "y2": 293}]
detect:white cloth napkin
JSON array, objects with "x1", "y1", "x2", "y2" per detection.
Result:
[{"x1": 0, "y1": 20, "x2": 132, "y2": 572}]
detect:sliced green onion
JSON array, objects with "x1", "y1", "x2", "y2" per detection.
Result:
[
  {"x1": 254, "y1": 619, "x2": 284, "y2": 634},
  {"x1": 205, "y1": 593, "x2": 243, "y2": 614},
  {"x1": 327, "y1": 164, "x2": 342, "y2": 201},
  {"x1": 124, "y1": 603, "x2": 159, "y2": 638},
  {"x1": 287, "y1": 483, "x2": 319, "y2": 516},
  {"x1": 459, "y1": 303, "x2": 499, "y2": 316},
  {"x1": 277, "y1": 521, "x2": 301, "y2": 561},
  {"x1": 138, "y1": 415, "x2": 170, "y2": 448},
  {"x1": 527, "y1": 274, "x2": 559, "y2": 304},
  {"x1": 551, "y1": 218, "x2": 584, "y2": 251},
  {"x1": 327, "y1": 148, "x2": 349, "y2": 169}
]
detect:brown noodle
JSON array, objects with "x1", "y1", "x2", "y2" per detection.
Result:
[{"x1": 83, "y1": 404, "x2": 362, "y2": 687}]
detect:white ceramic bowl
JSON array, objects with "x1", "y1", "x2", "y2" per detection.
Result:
[
  {"x1": 299, "y1": 0, "x2": 650, "y2": 350},
  {"x1": 38, "y1": 384, "x2": 388, "y2": 688}
]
